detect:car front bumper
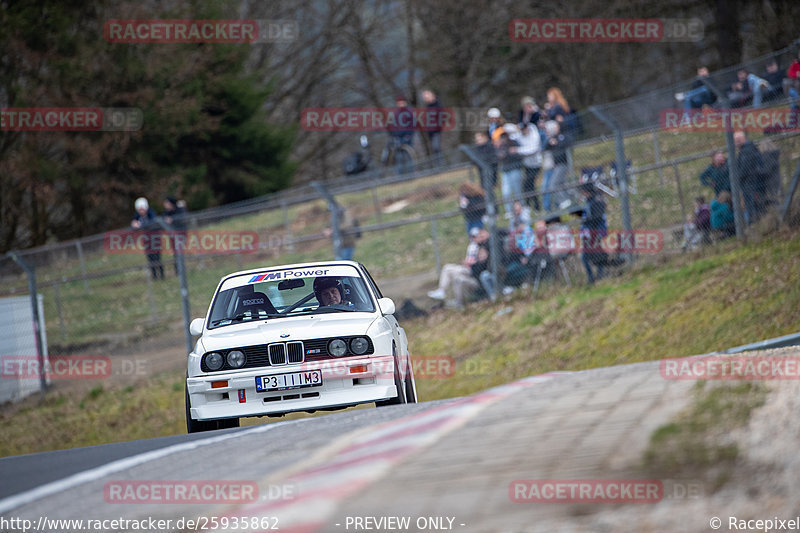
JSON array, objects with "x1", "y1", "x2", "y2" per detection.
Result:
[{"x1": 187, "y1": 354, "x2": 397, "y2": 420}]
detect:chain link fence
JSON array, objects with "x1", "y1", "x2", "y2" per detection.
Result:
[{"x1": 3, "y1": 82, "x2": 800, "y2": 402}]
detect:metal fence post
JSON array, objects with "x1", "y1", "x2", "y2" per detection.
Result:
[
  {"x1": 53, "y1": 280, "x2": 66, "y2": 341},
  {"x1": 6, "y1": 252, "x2": 47, "y2": 397},
  {"x1": 700, "y1": 78, "x2": 745, "y2": 240},
  {"x1": 431, "y1": 218, "x2": 442, "y2": 275},
  {"x1": 672, "y1": 163, "x2": 687, "y2": 224},
  {"x1": 76, "y1": 240, "x2": 89, "y2": 295},
  {"x1": 652, "y1": 130, "x2": 665, "y2": 186},
  {"x1": 588, "y1": 107, "x2": 633, "y2": 261},
  {"x1": 282, "y1": 199, "x2": 294, "y2": 252},
  {"x1": 459, "y1": 145, "x2": 499, "y2": 295},
  {"x1": 145, "y1": 267, "x2": 157, "y2": 320}
]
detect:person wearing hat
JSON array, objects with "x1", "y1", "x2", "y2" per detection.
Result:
[
  {"x1": 131, "y1": 197, "x2": 164, "y2": 280},
  {"x1": 313, "y1": 276, "x2": 351, "y2": 307},
  {"x1": 487, "y1": 107, "x2": 503, "y2": 138},
  {"x1": 495, "y1": 126, "x2": 523, "y2": 217},
  {"x1": 389, "y1": 95, "x2": 415, "y2": 175},
  {"x1": 517, "y1": 96, "x2": 540, "y2": 128}
]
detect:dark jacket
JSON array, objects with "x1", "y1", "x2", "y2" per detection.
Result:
[
  {"x1": 460, "y1": 193, "x2": 486, "y2": 221},
  {"x1": 736, "y1": 141, "x2": 764, "y2": 191},
  {"x1": 389, "y1": 106, "x2": 414, "y2": 145},
  {"x1": 544, "y1": 133, "x2": 571, "y2": 166},
  {"x1": 695, "y1": 204, "x2": 711, "y2": 231},
  {"x1": 580, "y1": 194, "x2": 607, "y2": 233},
  {"x1": 425, "y1": 98, "x2": 444, "y2": 134},
  {"x1": 132, "y1": 208, "x2": 158, "y2": 230},
  {"x1": 699, "y1": 162, "x2": 730, "y2": 195},
  {"x1": 710, "y1": 199, "x2": 734, "y2": 230},
  {"x1": 496, "y1": 138, "x2": 522, "y2": 172}
]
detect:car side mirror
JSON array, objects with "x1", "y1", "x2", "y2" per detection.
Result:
[
  {"x1": 189, "y1": 318, "x2": 205, "y2": 336},
  {"x1": 377, "y1": 297, "x2": 395, "y2": 316}
]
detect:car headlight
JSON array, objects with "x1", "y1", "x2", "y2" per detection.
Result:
[
  {"x1": 204, "y1": 352, "x2": 224, "y2": 371},
  {"x1": 227, "y1": 350, "x2": 246, "y2": 368},
  {"x1": 328, "y1": 339, "x2": 347, "y2": 356},
  {"x1": 350, "y1": 337, "x2": 369, "y2": 355}
]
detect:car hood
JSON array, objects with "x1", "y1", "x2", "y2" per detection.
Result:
[{"x1": 201, "y1": 313, "x2": 377, "y2": 350}]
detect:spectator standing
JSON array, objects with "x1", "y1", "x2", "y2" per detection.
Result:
[
  {"x1": 421, "y1": 89, "x2": 444, "y2": 164},
  {"x1": 517, "y1": 122, "x2": 542, "y2": 210},
  {"x1": 517, "y1": 96, "x2": 540, "y2": 128},
  {"x1": 577, "y1": 183, "x2": 607, "y2": 285},
  {"x1": 734, "y1": 131, "x2": 766, "y2": 224},
  {"x1": 459, "y1": 181, "x2": 486, "y2": 236},
  {"x1": 473, "y1": 130, "x2": 498, "y2": 189},
  {"x1": 323, "y1": 207, "x2": 361, "y2": 260},
  {"x1": 389, "y1": 95, "x2": 414, "y2": 174},
  {"x1": 163, "y1": 196, "x2": 187, "y2": 228},
  {"x1": 699, "y1": 150, "x2": 731, "y2": 196},
  {"x1": 543, "y1": 120, "x2": 573, "y2": 211},
  {"x1": 540, "y1": 121, "x2": 556, "y2": 211},
  {"x1": 163, "y1": 196, "x2": 187, "y2": 275},
  {"x1": 487, "y1": 107, "x2": 503, "y2": 138},
  {"x1": 546, "y1": 88, "x2": 570, "y2": 123},
  {"x1": 131, "y1": 197, "x2": 163, "y2": 280},
  {"x1": 496, "y1": 126, "x2": 523, "y2": 216}
]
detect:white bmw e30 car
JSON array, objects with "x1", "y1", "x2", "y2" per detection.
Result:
[{"x1": 185, "y1": 261, "x2": 417, "y2": 432}]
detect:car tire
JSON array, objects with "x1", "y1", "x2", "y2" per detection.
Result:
[
  {"x1": 185, "y1": 382, "x2": 239, "y2": 433},
  {"x1": 376, "y1": 344, "x2": 407, "y2": 407},
  {"x1": 404, "y1": 354, "x2": 417, "y2": 404}
]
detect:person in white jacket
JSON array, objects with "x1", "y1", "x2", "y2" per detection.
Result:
[{"x1": 514, "y1": 123, "x2": 542, "y2": 210}]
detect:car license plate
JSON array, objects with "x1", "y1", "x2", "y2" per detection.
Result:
[{"x1": 256, "y1": 370, "x2": 322, "y2": 392}]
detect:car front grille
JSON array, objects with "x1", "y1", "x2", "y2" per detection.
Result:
[{"x1": 200, "y1": 336, "x2": 373, "y2": 373}]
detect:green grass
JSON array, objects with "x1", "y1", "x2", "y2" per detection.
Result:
[
  {"x1": 408, "y1": 230, "x2": 800, "y2": 401},
  {"x1": 643, "y1": 381, "x2": 767, "y2": 491},
  {"x1": 3, "y1": 229, "x2": 798, "y2": 457}
]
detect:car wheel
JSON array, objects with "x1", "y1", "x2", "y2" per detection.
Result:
[
  {"x1": 185, "y1": 382, "x2": 239, "y2": 433},
  {"x1": 404, "y1": 354, "x2": 417, "y2": 404},
  {"x1": 376, "y1": 344, "x2": 407, "y2": 407}
]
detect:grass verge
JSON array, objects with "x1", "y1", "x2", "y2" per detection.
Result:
[
  {"x1": 642, "y1": 381, "x2": 768, "y2": 492},
  {"x1": 1, "y1": 230, "x2": 799, "y2": 457}
]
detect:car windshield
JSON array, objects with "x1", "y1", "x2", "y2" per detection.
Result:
[{"x1": 208, "y1": 265, "x2": 376, "y2": 329}]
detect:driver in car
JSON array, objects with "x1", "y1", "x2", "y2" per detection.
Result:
[{"x1": 313, "y1": 276, "x2": 354, "y2": 308}]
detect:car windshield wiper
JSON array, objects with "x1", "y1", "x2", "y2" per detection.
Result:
[{"x1": 211, "y1": 313, "x2": 283, "y2": 326}]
